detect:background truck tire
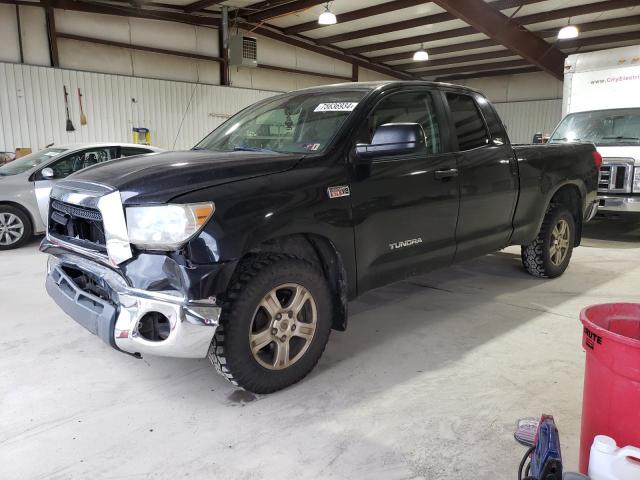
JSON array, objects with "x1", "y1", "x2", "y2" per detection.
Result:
[
  {"x1": 521, "y1": 205, "x2": 575, "y2": 278},
  {"x1": 0, "y1": 205, "x2": 32, "y2": 250},
  {"x1": 209, "y1": 253, "x2": 332, "y2": 394}
]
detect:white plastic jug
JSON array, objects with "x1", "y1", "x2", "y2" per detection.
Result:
[{"x1": 588, "y1": 435, "x2": 640, "y2": 480}]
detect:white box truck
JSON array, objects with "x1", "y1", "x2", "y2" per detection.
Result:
[{"x1": 549, "y1": 45, "x2": 640, "y2": 216}]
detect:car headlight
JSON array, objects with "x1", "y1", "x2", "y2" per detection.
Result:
[
  {"x1": 126, "y1": 202, "x2": 214, "y2": 250},
  {"x1": 634, "y1": 167, "x2": 640, "y2": 193}
]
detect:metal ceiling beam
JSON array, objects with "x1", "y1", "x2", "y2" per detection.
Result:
[
  {"x1": 57, "y1": 32, "x2": 354, "y2": 81},
  {"x1": 243, "y1": 0, "x2": 293, "y2": 13},
  {"x1": 244, "y1": 0, "x2": 326, "y2": 23},
  {"x1": 516, "y1": 0, "x2": 640, "y2": 25},
  {"x1": 434, "y1": 38, "x2": 640, "y2": 81},
  {"x1": 419, "y1": 59, "x2": 532, "y2": 77},
  {"x1": 347, "y1": 0, "x2": 638, "y2": 55},
  {"x1": 49, "y1": 0, "x2": 221, "y2": 26},
  {"x1": 370, "y1": 14, "x2": 640, "y2": 63},
  {"x1": 284, "y1": 0, "x2": 427, "y2": 35},
  {"x1": 183, "y1": 0, "x2": 218, "y2": 13},
  {"x1": 184, "y1": 0, "x2": 294, "y2": 14},
  {"x1": 235, "y1": 22, "x2": 415, "y2": 80},
  {"x1": 0, "y1": 0, "x2": 42, "y2": 5},
  {"x1": 401, "y1": 30, "x2": 640, "y2": 72},
  {"x1": 429, "y1": 0, "x2": 565, "y2": 79},
  {"x1": 45, "y1": 5, "x2": 59, "y2": 67},
  {"x1": 316, "y1": 0, "x2": 546, "y2": 46},
  {"x1": 436, "y1": 66, "x2": 540, "y2": 81},
  {"x1": 372, "y1": 39, "x2": 498, "y2": 63},
  {"x1": 398, "y1": 50, "x2": 517, "y2": 70},
  {"x1": 348, "y1": 25, "x2": 478, "y2": 55},
  {"x1": 56, "y1": 32, "x2": 223, "y2": 62}
]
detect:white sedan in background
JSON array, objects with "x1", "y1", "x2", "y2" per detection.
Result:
[{"x1": 0, "y1": 143, "x2": 163, "y2": 249}]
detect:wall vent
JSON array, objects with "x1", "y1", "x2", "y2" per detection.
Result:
[{"x1": 229, "y1": 35, "x2": 258, "y2": 68}]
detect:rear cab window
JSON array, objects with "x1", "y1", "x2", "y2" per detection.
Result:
[{"x1": 446, "y1": 92, "x2": 490, "y2": 151}]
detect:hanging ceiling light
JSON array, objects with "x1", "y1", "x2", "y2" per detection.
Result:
[
  {"x1": 318, "y1": 3, "x2": 337, "y2": 25},
  {"x1": 558, "y1": 24, "x2": 579, "y2": 40},
  {"x1": 413, "y1": 44, "x2": 429, "y2": 61}
]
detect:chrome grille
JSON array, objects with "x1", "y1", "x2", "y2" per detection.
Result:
[
  {"x1": 48, "y1": 183, "x2": 132, "y2": 265},
  {"x1": 49, "y1": 200, "x2": 106, "y2": 247},
  {"x1": 51, "y1": 200, "x2": 103, "y2": 222},
  {"x1": 598, "y1": 159, "x2": 634, "y2": 193}
]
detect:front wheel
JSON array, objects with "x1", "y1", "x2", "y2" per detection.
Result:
[
  {"x1": 209, "y1": 254, "x2": 332, "y2": 394},
  {"x1": 521, "y1": 205, "x2": 575, "y2": 278}
]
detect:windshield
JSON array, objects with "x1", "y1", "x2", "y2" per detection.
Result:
[
  {"x1": 549, "y1": 108, "x2": 640, "y2": 146},
  {"x1": 0, "y1": 148, "x2": 67, "y2": 176},
  {"x1": 195, "y1": 90, "x2": 367, "y2": 154}
]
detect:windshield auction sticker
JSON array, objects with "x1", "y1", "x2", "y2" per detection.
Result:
[{"x1": 314, "y1": 102, "x2": 358, "y2": 112}]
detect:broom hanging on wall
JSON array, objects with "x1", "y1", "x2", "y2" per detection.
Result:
[
  {"x1": 78, "y1": 88, "x2": 87, "y2": 126},
  {"x1": 63, "y1": 86, "x2": 75, "y2": 132}
]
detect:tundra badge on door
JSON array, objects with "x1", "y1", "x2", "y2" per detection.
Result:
[{"x1": 389, "y1": 238, "x2": 423, "y2": 250}]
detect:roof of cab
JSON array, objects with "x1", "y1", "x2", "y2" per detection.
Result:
[
  {"x1": 53, "y1": 142, "x2": 164, "y2": 152},
  {"x1": 289, "y1": 80, "x2": 484, "y2": 96}
]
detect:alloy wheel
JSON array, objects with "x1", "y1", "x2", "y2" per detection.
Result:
[
  {"x1": 0, "y1": 213, "x2": 25, "y2": 246},
  {"x1": 249, "y1": 283, "x2": 317, "y2": 370},
  {"x1": 549, "y1": 219, "x2": 570, "y2": 266}
]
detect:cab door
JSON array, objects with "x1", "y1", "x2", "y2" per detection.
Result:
[
  {"x1": 348, "y1": 89, "x2": 460, "y2": 294},
  {"x1": 443, "y1": 92, "x2": 518, "y2": 261}
]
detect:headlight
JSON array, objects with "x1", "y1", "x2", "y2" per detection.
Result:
[
  {"x1": 634, "y1": 167, "x2": 640, "y2": 193},
  {"x1": 126, "y1": 202, "x2": 214, "y2": 250}
]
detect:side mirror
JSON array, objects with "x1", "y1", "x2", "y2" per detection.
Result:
[
  {"x1": 356, "y1": 123, "x2": 426, "y2": 159},
  {"x1": 41, "y1": 167, "x2": 54, "y2": 179}
]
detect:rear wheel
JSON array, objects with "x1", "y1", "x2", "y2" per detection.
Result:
[
  {"x1": 0, "y1": 206, "x2": 32, "y2": 250},
  {"x1": 521, "y1": 205, "x2": 575, "y2": 278},
  {"x1": 209, "y1": 254, "x2": 332, "y2": 394}
]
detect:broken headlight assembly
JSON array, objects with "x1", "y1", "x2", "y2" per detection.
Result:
[{"x1": 126, "y1": 202, "x2": 214, "y2": 250}]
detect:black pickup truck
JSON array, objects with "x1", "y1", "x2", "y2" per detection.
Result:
[{"x1": 42, "y1": 81, "x2": 600, "y2": 393}]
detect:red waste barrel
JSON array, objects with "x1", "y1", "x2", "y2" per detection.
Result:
[{"x1": 579, "y1": 303, "x2": 640, "y2": 473}]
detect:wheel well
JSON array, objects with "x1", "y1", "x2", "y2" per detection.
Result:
[
  {"x1": 0, "y1": 201, "x2": 35, "y2": 231},
  {"x1": 241, "y1": 234, "x2": 348, "y2": 331},
  {"x1": 549, "y1": 185, "x2": 582, "y2": 246}
]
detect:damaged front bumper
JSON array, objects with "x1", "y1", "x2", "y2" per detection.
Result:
[{"x1": 45, "y1": 252, "x2": 220, "y2": 359}]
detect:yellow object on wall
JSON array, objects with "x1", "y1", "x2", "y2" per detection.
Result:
[{"x1": 132, "y1": 127, "x2": 151, "y2": 145}]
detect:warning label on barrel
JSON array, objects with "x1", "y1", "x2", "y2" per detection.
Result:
[{"x1": 584, "y1": 326, "x2": 603, "y2": 350}]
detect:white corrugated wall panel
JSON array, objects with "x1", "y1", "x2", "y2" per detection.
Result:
[
  {"x1": 0, "y1": 62, "x2": 278, "y2": 152},
  {"x1": 493, "y1": 99, "x2": 563, "y2": 144}
]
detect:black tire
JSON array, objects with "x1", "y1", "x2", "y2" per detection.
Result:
[
  {"x1": 0, "y1": 205, "x2": 32, "y2": 250},
  {"x1": 521, "y1": 205, "x2": 575, "y2": 278},
  {"x1": 209, "y1": 253, "x2": 332, "y2": 394}
]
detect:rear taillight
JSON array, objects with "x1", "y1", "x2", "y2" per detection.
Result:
[{"x1": 592, "y1": 150, "x2": 603, "y2": 169}]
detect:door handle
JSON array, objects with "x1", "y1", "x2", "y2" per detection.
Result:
[{"x1": 434, "y1": 168, "x2": 458, "y2": 180}]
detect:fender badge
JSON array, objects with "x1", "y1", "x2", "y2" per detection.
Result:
[{"x1": 327, "y1": 186, "x2": 350, "y2": 199}]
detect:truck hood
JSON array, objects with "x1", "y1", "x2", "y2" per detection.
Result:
[
  {"x1": 595, "y1": 145, "x2": 640, "y2": 164},
  {"x1": 69, "y1": 150, "x2": 304, "y2": 204}
]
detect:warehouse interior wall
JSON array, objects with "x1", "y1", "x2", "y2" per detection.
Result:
[
  {"x1": 0, "y1": 4, "x2": 565, "y2": 150},
  {"x1": 0, "y1": 62, "x2": 278, "y2": 152}
]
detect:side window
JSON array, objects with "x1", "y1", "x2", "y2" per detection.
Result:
[
  {"x1": 49, "y1": 147, "x2": 117, "y2": 179},
  {"x1": 446, "y1": 93, "x2": 490, "y2": 151},
  {"x1": 474, "y1": 94, "x2": 506, "y2": 142},
  {"x1": 368, "y1": 91, "x2": 442, "y2": 154},
  {"x1": 121, "y1": 147, "x2": 153, "y2": 157}
]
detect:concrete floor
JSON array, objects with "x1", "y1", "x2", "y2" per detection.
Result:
[{"x1": 1, "y1": 217, "x2": 638, "y2": 480}]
